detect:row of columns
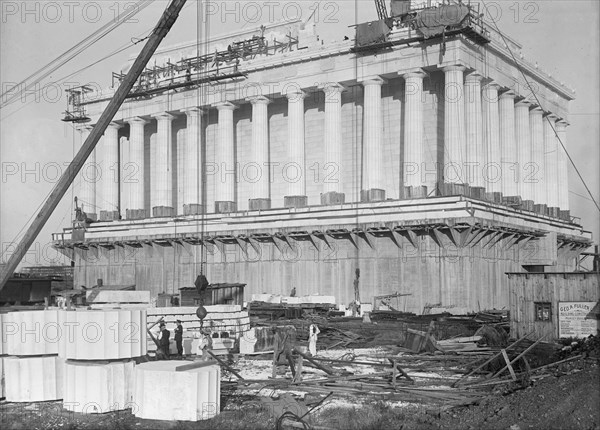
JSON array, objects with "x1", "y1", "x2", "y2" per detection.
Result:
[{"x1": 77, "y1": 66, "x2": 570, "y2": 221}]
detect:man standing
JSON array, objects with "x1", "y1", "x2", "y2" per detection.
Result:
[
  {"x1": 157, "y1": 322, "x2": 171, "y2": 360},
  {"x1": 174, "y1": 319, "x2": 184, "y2": 358}
]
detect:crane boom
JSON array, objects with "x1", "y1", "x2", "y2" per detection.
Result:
[{"x1": 0, "y1": 0, "x2": 188, "y2": 290}]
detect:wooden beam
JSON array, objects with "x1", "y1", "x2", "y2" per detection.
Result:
[{"x1": 175, "y1": 360, "x2": 216, "y2": 372}]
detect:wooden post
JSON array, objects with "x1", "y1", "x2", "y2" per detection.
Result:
[
  {"x1": 272, "y1": 334, "x2": 280, "y2": 378},
  {"x1": 501, "y1": 349, "x2": 517, "y2": 381},
  {"x1": 294, "y1": 354, "x2": 303, "y2": 383}
]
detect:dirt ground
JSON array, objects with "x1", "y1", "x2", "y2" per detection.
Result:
[{"x1": 1, "y1": 357, "x2": 597, "y2": 430}]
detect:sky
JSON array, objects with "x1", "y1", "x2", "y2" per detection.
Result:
[{"x1": 0, "y1": 0, "x2": 598, "y2": 269}]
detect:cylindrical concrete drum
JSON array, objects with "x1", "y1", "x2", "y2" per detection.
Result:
[
  {"x1": 3, "y1": 310, "x2": 60, "y2": 355},
  {"x1": 63, "y1": 360, "x2": 135, "y2": 413},
  {"x1": 4, "y1": 355, "x2": 64, "y2": 402},
  {"x1": 133, "y1": 361, "x2": 220, "y2": 421},
  {"x1": 59, "y1": 309, "x2": 147, "y2": 360}
]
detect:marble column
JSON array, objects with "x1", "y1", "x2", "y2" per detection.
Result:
[
  {"x1": 514, "y1": 100, "x2": 534, "y2": 208},
  {"x1": 482, "y1": 82, "x2": 502, "y2": 200},
  {"x1": 182, "y1": 107, "x2": 204, "y2": 215},
  {"x1": 402, "y1": 70, "x2": 428, "y2": 198},
  {"x1": 77, "y1": 124, "x2": 97, "y2": 220},
  {"x1": 320, "y1": 83, "x2": 345, "y2": 205},
  {"x1": 247, "y1": 96, "x2": 271, "y2": 210},
  {"x1": 544, "y1": 113, "x2": 560, "y2": 215},
  {"x1": 529, "y1": 106, "x2": 546, "y2": 212},
  {"x1": 499, "y1": 91, "x2": 518, "y2": 199},
  {"x1": 125, "y1": 117, "x2": 147, "y2": 219},
  {"x1": 100, "y1": 122, "x2": 121, "y2": 221},
  {"x1": 214, "y1": 102, "x2": 237, "y2": 213},
  {"x1": 442, "y1": 65, "x2": 466, "y2": 192},
  {"x1": 151, "y1": 113, "x2": 175, "y2": 217},
  {"x1": 360, "y1": 76, "x2": 386, "y2": 202},
  {"x1": 284, "y1": 89, "x2": 308, "y2": 208},
  {"x1": 464, "y1": 71, "x2": 485, "y2": 196},
  {"x1": 555, "y1": 120, "x2": 570, "y2": 218}
]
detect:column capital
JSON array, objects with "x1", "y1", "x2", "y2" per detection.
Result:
[
  {"x1": 514, "y1": 98, "x2": 532, "y2": 108},
  {"x1": 318, "y1": 82, "x2": 345, "y2": 93},
  {"x1": 126, "y1": 116, "x2": 148, "y2": 125},
  {"x1": 400, "y1": 68, "x2": 427, "y2": 79},
  {"x1": 152, "y1": 112, "x2": 175, "y2": 121},
  {"x1": 181, "y1": 107, "x2": 204, "y2": 115},
  {"x1": 246, "y1": 95, "x2": 271, "y2": 105},
  {"x1": 465, "y1": 71, "x2": 484, "y2": 82},
  {"x1": 499, "y1": 89, "x2": 516, "y2": 99},
  {"x1": 282, "y1": 88, "x2": 307, "y2": 100},
  {"x1": 529, "y1": 105, "x2": 544, "y2": 114},
  {"x1": 543, "y1": 112, "x2": 559, "y2": 121},
  {"x1": 76, "y1": 123, "x2": 94, "y2": 132},
  {"x1": 106, "y1": 122, "x2": 122, "y2": 130},
  {"x1": 441, "y1": 64, "x2": 467, "y2": 73},
  {"x1": 482, "y1": 81, "x2": 501, "y2": 91},
  {"x1": 359, "y1": 76, "x2": 386, "y2": 86},
  {"x1": 556, "y1": 119, "x2": 569, "y2": 128},
  {"x1": 213, "y1": 101, "x2": 238, "y2": 110}
]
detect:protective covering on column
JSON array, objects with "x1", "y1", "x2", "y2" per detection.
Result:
[
  {"x1": 320, "y1": 83, "x2": 345, "y2": 205},
  {"x1": 464, "y1": 72, "x2": 484, "y2": 192},
  {"x1": 442, "y1": 65, "x2": 466, "y2": 189},
  {"x1": 214, "y1": 102, "x2": 237, "y2": 213},
  {"x1": 499, "y1": 91, "x2": 518, "y2": 198},
  {"x1": 100, "y1": 122, "x2": 121, "y2": 221},
  {"x1": 544, "y1": 114, "x2": 560, "y2": 212},
  {"x1": 482, "y1": 82, "x2": 501, "y2": 197},
  {"x1": 402, "y1": 70, "x2": 428, "y2": 198},
  {"x1": 360, "y1": 76, "x2": 386, "y2": 202},
  {"x1": 152, "y1": 112, "x2": 175, "y2": 217},
  {"x1": 556, "y1": 120, "x2": 570, "y2": 214},
  {"x1": 183, "y1": 108, "x2": 204, "y2": 215},
  {"x1": 529, "y1": 106, "x2": 546, "y2": 208},
  {"x1": 125, "y1": 117, "x2": 147, "y2": 219},
  {"x1": 284, "y1": 88, "x2": 308, "y2": 208},
  {"x1": 77, "y1": 125, "x2": 97, "y2": 220},
  {"x1": 515, "y1": 100, "x2": 534, "y2": 205},
  {"x1": 247, "y1": 96, "x2": 271, "y2": 210}
]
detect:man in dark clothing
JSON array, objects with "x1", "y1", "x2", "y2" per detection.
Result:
[
  {"x1": 157, "y1": 323, "x2": 170, "y2": 360},
  {"x1": 174, "y1": 320, "x2": 184, "y2": 358}
]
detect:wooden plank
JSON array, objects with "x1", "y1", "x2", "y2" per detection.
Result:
[
  {"x1": 501, "y1": 349, "x2": 517, "y2": 381},
  {"x1": 293, "y1": 348, "x2": 337, "y2": 375},
  {"x1": 205, "y1": 350, "x2": 245, "y2": 380},
  {"x1": 175, "y1": 360, "x2": 216, "y2": 372}
]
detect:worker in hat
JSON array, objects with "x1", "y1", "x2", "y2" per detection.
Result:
[
  {"x1": 157, "y1": 322, "x2": 171, "y2": 360},
  {"x1": 174, "y1": 319, "x2": 184, "y2": 358}
]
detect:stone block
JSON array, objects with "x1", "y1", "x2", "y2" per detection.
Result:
[
  {"x1": 521, "y1": 200, "x2": 535, "y2": 212},
  {"x1": 485, "y1": 192, "x2": 503, "y2": 203},
  {"x1": 534, "y1": 204, "x2": 548, "y2": 215},
  {"x1": 183, "y1": 204, "x2": 204, "y2": 215},
  {"x1": 360, "y1": 189, "x2": 385, "y2": 202},
  {"x1": 85, "y1": 290, "x2": 151, "y2": 304},
  {"x1": 215, "y1": 201, "x2": 237, "y2": 214},
  {"x1": 320, "y1": 192, "x2": 345, "y2": 205},
  {"x1": 251, "y1": 294, "x2": 281, "y2": 303},
  {"x1": 502, "y1": 195, "x2": 522, "y2": 207},
  {"x1": 126, "y1": 209, "x2": 147, "y2": 220},
  {"x1": 284, "y1": 195, "x2": 308, "y2": 208},
  {"x1": 469, "y1": 186, "x2": 486, "y2": 200},
  {"x1": 547, "y1": 207, "x2": 561, "y2": 219},
  {"x1": 59, "y1": 309, "x2": 147, "y2": 360},
  {"x1": 99, "y1": 210, "x2": 119, "y2": 221},
  {"x1": 248, "y1": 198, "x2": 271, "y2": 210},
  {"x1": 5, "y1": 355, "x2": 64, "y2": 402},
  {"x1": 559, "y1": 210, "x2": 571, "y2": 221},
  {"x1": 152, "y1": 206, "x2": 175, "y2": 218},
  {"x1": 133, "y1": 362, "x2": 220, "y2": 421},
  {"x1": 63, "y1": 360, "x2": 134, "y2": 413},
  {"x1": 3, "y1": 310, "x2": 60, "y2": 356},
  {"x1": 403, "y1": 186, "x2": 428, "y2": 199}
]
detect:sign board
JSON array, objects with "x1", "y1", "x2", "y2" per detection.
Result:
[{"x1": 558, "y1": 302, "x2": 598, "y2": 338}]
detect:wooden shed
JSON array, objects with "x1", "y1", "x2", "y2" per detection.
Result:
[{"x1": 507, "y1": 272, "x2": 600, "y2": 340}]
